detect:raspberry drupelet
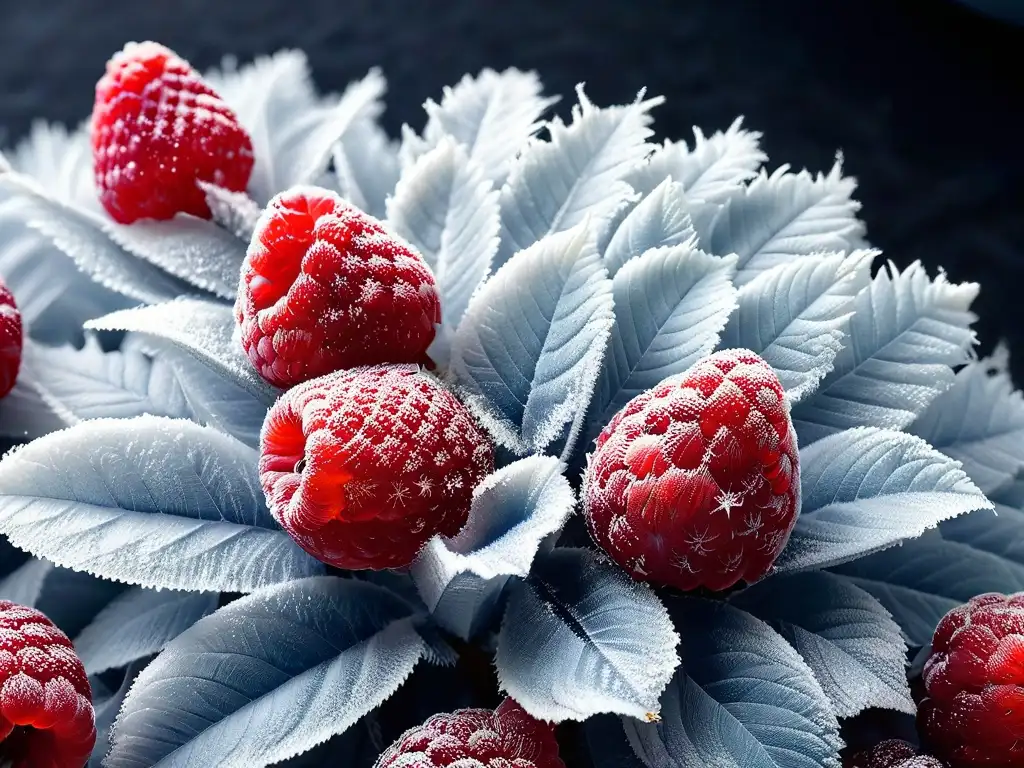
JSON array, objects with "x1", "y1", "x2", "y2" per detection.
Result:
[
  {"x1": 0, "y1": 278, "x2": 22, "y2": 400},
  {"x1": 235, "y1": 186, "x2": 442, "y2": 389},
  {"x1": 374, "y1": 698, "x2": 565, "y2": 768},
  {"x1": 0, "y1": 601, "x2": 95, "y2": 768},
  {"x1": 845, "y1": 740, "x2": 947, "y2": 768},
  {"x1": 259, "y1": 364, "x2": 494, "y2": 570},
  {"x1": 918, "y1": 592, "x2": 1024, "y2": 767},
  {"x1": 583, "y1": 349, "x2": 800, "y2": 592},
  {"x1": 91, "y1": 41, "x2": 254, "y2": 223}
]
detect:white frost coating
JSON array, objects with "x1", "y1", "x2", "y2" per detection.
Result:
[
  {"x1": 0, "y1": 415, "x2": 322, "y2": 592},
  {"x1": 792, "y1": 261, "x2": 978, "y2": 444},
  {"x1": 398, "y1": 67, "x2": 557, "y2": 187},
  {"x1": 602, "y1": 177, "x2": 695, "y2": 276},
  {"x1": 386, "y1": 138, "x2": 500, "y2": 333},
  {"x1": 411, "y1": 456, "x2": 574, "y2": 640},
  {"x1": 450, "y1": 222, "x2": 615, "y2": 459},
  {"x1": 719, "y1": 250, "x2": 876, "y2": 404},
  {"x1": 494, "y1": 85, "x2": 664, "y2": 271},
  {"x1": 702, "y1": 161, "x2": 866, "y2": 286},
  {"x1": 85, "y1": 298, "x2": 281, "y2": 406},
  {"x1": 777, "y1": 426, "x2": 993, "y2": 573},
  {"x1": 199, "y1": 182, "x2": 264, "y2": 241},
  {"x1": 333, "y1": 117, "x2": 400, "y2": 220}
]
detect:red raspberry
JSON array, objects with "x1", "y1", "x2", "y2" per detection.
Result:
[
  {"x1": 0, "y1": 278, "x2": 22, "y2": 400},
  {"x1": 91, "y1": 41, "x2": 254, "y2": 224},
  {"x1": 259, "y1": 364, "x2": 494, "y2": 570},
  {"x1": 918, "y1": 592, "x2": 1024, "y2": 767},
  {"x1": 374, "y1": 698, "x2": 565, "y2": 768},
  {"x1": 235, "y1": 186, "x2": 442, "y2": 389},
  {"x1": 0, "y1": 601, "x2": 95, "y2": 768},
  {"x1": 845, "y1": 740, "x2": 947, "y2": 768},
  {"x1": 583, "y1": 349, "x2": 800, "y2": 592}
]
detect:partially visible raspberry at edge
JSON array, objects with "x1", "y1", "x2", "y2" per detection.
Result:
[
  {"x1": 0, "y1": 601, "x2": 95, "y2": 768},
  {"x1": 91, "y1": 40, "x2": 254, "y2": 224},
  {"x1": 845, "y1": 740, "x2": 947, "y2": 768},
  {"x1": 259, "y1": 364, "x2": 494, "y2": 570},
  {"x1": 918, "y1": 592, "x2": 1024, "y2": 767},
  {"x1": 373, "y1": 697, "x2": 566, "y2": 768},
  {"x1": 583, "y1": 348, "x2": 800, "y2": 592},
  {"x1": 0, "y1": 278, "x2": 22, "y2": 400},
  {"x1": 235, "y1": 186, "x2": 442, "y2": 389}
]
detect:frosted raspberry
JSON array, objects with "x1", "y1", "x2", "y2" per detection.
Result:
[
  {"x1": 235, "y1": 186, "x2": 442, "y2": 389},
  {"x1": 91, "y1": 41, "x2": 254, "y2": 223},
  {"x1": 374, "y1": 698, "x2": 565, "y2": 768},
  {"x1": 918, "y1": 592, "x2": 1024, "y2": 767},
  {"x1": 583, "y1": 349, "x2": 800, "y2": 592},
  {"x1": 845, "y1": 740, "x2": 947, "y2": 768},
  {"x1": 259, "y1": 364, "x2": 493, "y2": 570},
  {"x1": 0, "y1": 601, "x2": 95, "y2": 768},
  {"x1": 0, "y1": 278, "x2": 22, "y2": 399}
]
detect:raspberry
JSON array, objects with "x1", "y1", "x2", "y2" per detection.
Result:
[
  {"x1": 259, "y1": 364, "x2": 494, "y2": 570},
  {"x1": 0, "y1": 278, "x2": 22, "y2": 400},
  {"x1": 583, "y1": 349, "x2": 800, "y2": 592},
  {"x1": 918, "y1": 592, "x2": 1024, "y2": 767},
  {"x1": 373, "y1": 698, "x2": 565, "y2": 768},
  {"x1": 0, "y1": 601, "x2": 95, "y2": 768},
  {"x1": 91, "y1": 41, "x2": 254, "y2": 224},
  {"x1": 235, "y1": 186, "x2": 442, "y2": 389},
  {"x1": 845, "y1": 740, "x2": 947, "y2": 768}
]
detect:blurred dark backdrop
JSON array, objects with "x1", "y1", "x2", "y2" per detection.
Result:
[{"x1": 1, "y1": 0, "x2": 1022, "y2": 374}]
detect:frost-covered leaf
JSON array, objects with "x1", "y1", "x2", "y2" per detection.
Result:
[
  {"x1": 909, "y1": 356, "x2": 1024, "y2": 496},
  {"x1": 411, "y1": 456, "x2": 574, "y2": 640},
  {"x1": 75, "y1": 587, "x2": 218, "y2": 675},
  {"x1": 401, "y1": 67, "x2": 556, "y2": 187},
  {"x1": 496, "y1": 547, "x2": 679, "y2": 722},
  {"x1": 85, "y1": 298, "x2": 281, "y2": 406},
  {"x1": 332, "y1": 118, "x2": 399, "y2": 220},
  {"x1": 494, "y1": 87, "x2": 662, "y2": 271},
  {"x1": 0, "y1": 415, "x2": 322, "y2": 592},
  {"x1": 588, "y1": 243, "x2": 737, "y2": 441},
  {"x1": 623, "y1": 598, "x2": 842, "y2": 768},
  {"x1": 106, "y1": 576, "x2": 424, "y2": 768},
  {"x1": 627, "y1": 118, "x2": 766, "y2": 204},
  {"x1": 387, "y1": 138, "x2": 499, "y2": 333},
  {"x1": 831, "y1": 531, "x2": 1024, "y2": 646},
  {"x1": 719, "y1": 251, "x2": 875, "y2": 403},
  {"x1": 602, "y1": 178, "x2": 695, "y2": 276},
  {"x1": 732, "y1": 572, "x2": 914, "y2": 718},
  {"x1": 940, "y1": 503, "x2": 1024, "y2": 572},
  {"x1": 777, "y1": 427, "x2": 992, "y2": 573},
  {"x1": 0, "y1": 377, "x2": 63, "y2": 439},
  {"x1": 102, "y1": 214, "x2": 248, "y2": 300},
  {"x1": 791, "y1": 262, "x2": 978, "y2": 444},
  {"x1": 7, "y1": 119, "x2": 97, "y2": 211},
  {"x1": 701, "y1": 162, "x2": 864, "y2": 286},
  {"x1": 199, "y1": 182, "x2": 263, "y2": 242},
  {"x1": 90, "y1": 660, "x2": 147, "y2": 768},
  {"x1": 451, "y1": 223, "x2": 614, "y2": 458},
  {"x1": 0, "y1": 559, "x2": 126, "y2": 639},
  {"x1": 24, "y1": 336, "x2": 192, "y2": 425},
  {"x1": 0, "y1": 169, "x2": 200, "y2": 304}
]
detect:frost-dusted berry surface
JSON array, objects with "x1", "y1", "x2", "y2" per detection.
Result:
[
  {"x1": 91, "y1": 40, "x2": 254, "y2": 223},
  {"x1": 374, "y1": 698, "x2": 565, "y2": 768},
  {"x1": 235, "y1": 186, "x2": 442, "y2": 389},
  {"x1": 584, "y1": 348, "x2": 800, "y2": 591},
  {"x1": 0, "y1": 601, "x2": 95, "y2": 768},
  {"x1": 0, "y1": 279, "x2": 21, "y2": 400},
  {"x1": 259, "y1": 364, "x2": 494, "y2": 569},
  {"x1": 846, "y1": 740, "x2": 947, "y2": 768},
  {"x1": 919, "y1": 592, "x2": 1024, "y2": 767}
]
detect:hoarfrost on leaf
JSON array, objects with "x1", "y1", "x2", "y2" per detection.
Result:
[
  {"x1": 0, "y1": 415, "x2": 323, "y2": 592},
  {"x1": 776, "y1": 427, "x2": 992, "y2": 573},
  {"x1": 495, "y1": 547, "x2": 680, "y2": 722},
  {"x1": 332, "y1": 117, "x2": 400, "y2": 219},
  {"x1": 450, "y1": 222, "x2": 615, "y2": 459},
  {"x1": 199, "y1": 182, "x2": 264, "y2": 241},
  {"x1": 601, "y1": 177, "x2": 696, "y2": 276},
  {"x1": 792, "y1": 261, "x2": 978, "y2": 444},
  {"x1": 410, "y1": 456, "x2": 574, "y2": 640}
]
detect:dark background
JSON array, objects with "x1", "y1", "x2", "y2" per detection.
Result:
[{"x1": 1, "y1": 0, "x2": 1022, "y2": 375}]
